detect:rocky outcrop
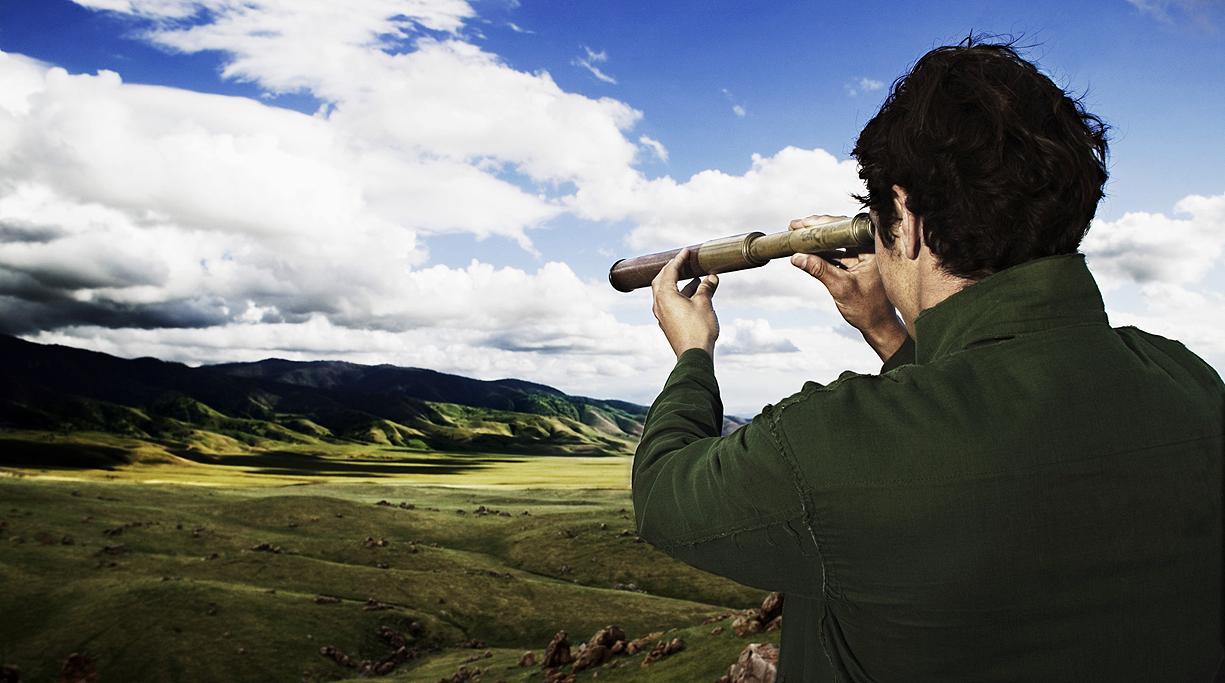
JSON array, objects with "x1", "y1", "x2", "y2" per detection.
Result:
[
  {"x1": 320, "y1": 645, "x2": 355, "y2": 668},
  {"x1": 541, "y1": 630, "x2": 572, "y2": 667},
  {"x1": 640, "y1": 638, "x2": 684, "y2": 667},
  {"x1": 733, "y1": 592, "x2": 784, "y2": 636},
  {"x1": 572, "y1": 625, "x2": 627, "y2": 672},
  {"x1": 715, "y1": 643, "x2": 778, "y2": 683}
]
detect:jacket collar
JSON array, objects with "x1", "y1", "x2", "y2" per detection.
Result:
[{"x1": 912, "y1": 254, "x2": 1109, "y2": 365}]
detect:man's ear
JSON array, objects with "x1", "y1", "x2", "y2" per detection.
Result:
[{"x1": 892, "y1": 185, "x2": 921, "y2": 261}]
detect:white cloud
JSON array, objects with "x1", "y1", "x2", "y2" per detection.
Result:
[
  {"x1": 719, "y1": 318, "x2": 800, "y2": 355},
  {"x1": 1082, "y1": 192, "x2": 1225, "y2": 290},
  {"x1": 721, "y1": 88, "x2": 747, "y2": 118},
  {"x1": 1126, "y1": 0, "x2": 1223, "y2": 30},
  {"x1": 572, "y1": 47, "x2": 617, "y2": 84},
  {"x1": 582, "y1": 146, "x2": 863, "y2": 251},
  {"x1": 845, "y1": 77, "x2": 885, "y2": 97},
  {"x1": 638, "y1": 135, "x2": 668, "y2": 163}
]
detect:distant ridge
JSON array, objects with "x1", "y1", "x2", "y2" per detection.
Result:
[
  {"x1": 0, "y1": 334, "x2": 647, "y2": 461},
  {"x1": 208, "y1": 358, "x2": 647, "y2": 428}
]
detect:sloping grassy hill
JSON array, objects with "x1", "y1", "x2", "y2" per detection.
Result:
[{"x1": 0, "y1": 477, "x2": 777, "y2": 683}]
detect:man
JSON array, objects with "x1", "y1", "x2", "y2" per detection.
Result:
[{"x1": 633, "y1": 39, "x2": 1224, "y2": 682}]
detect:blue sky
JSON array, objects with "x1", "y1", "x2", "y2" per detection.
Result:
[{"x1": 1, "y1": 0, "x2": 1223, "y2": 414}]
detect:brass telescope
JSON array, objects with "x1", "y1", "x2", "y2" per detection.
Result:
[{"x1": 608, "y1": 213, "x2": 875, "y2": 292}]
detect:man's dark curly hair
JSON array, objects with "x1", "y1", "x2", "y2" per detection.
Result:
[{"x1": 852, "y1": 37, "x2": 1109, "y2": 279}]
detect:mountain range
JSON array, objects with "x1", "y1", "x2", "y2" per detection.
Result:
[{"x1": 0, "y1": 334, "x2": 653, "y2": 461}]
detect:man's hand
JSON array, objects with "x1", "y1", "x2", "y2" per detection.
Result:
[
  {"x1": 788, "y1": 215, "x2": 908, "y2": 362},
  {"x1": 651, "y1": 248, "x2": 720, "y2": 359}
]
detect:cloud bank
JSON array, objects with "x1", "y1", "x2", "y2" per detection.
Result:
[{"x1": 1, "y1": 0, "x2": 1223, "y2": 413}]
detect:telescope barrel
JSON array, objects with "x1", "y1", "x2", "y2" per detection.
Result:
[{"x1": 608, "y1": 213, "x2": 874, "y2": 292}]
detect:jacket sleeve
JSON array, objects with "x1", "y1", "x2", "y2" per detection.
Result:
[{"x1": 632, "y1": 348, "x2": 825, "y2": 597}]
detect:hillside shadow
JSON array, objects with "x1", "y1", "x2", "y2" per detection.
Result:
[
  {"x1": 0, "y1": 438, "x2": 132, "y2": 470},
  {"x1": 169, "y1": 448, "x2": 516, "y2": 477}
]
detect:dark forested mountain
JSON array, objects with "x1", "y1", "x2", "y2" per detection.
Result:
[{"x1": 0, "y1": 334, "x2": 647, "y2": 457}]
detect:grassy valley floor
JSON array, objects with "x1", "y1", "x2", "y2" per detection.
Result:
[{"x1": 0, "y1": 468, "x2": 779, "y2": 683}]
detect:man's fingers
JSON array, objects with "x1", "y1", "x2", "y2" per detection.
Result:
[
  {"x1": 695, "y1": 273, "x2": 719, "y2": 299},
  {"x1": 680, "y1": 277, "x2": 700, "y2": 298},
  {"x1": 652, "y1": 248, "x2": 688, "y2": 292},
  {"x1": 788, "y1": 214, "x2": 849, "y2": 232},
  {"x1": 790, "y1": 252, "x2": 828, "y2": 280}
]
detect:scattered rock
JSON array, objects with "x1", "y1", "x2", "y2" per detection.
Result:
[
  {"x1": 362, "y1": 598, "x2": 393, "y2": 611},
  {"x1": 624, "y1": 632, "x2": 662, "y2": 655},
  {"x1": 204, "y1": 552, "x2": 219, "y2": 560},
  {"x1": 456, "y1": 509, "x2": 466, "y2": 515},
  {"x1": 541, "y1": 630, "x2": 572, "y2": 668},
  {"x1": 588, "y1": 625, "x2": 626, "y2": 651},
  {"x1": 192, "y1": 526, "x2": 207, "y2": 537},
  {"x1": 207, "y1": 602, "x2": 217, "y2": 616},
  {"x1": 58, "y1": 652, "x2": 98, "y2": 683},
  {"x1": 612, "y1": 582, "x2": 646, "y2": 593},
  {"x1": 558, "y1": 529, "x2": 575, "y2": 538},
  {"x1": 702, "y1": 613, "x2": 733, "y2": 626},
  {"x1": 61, "y1": 535, "x2": 74, "y2": 545},
  {"x1": 237, "y1": 648, "x2": 246, "y2": 655},
  {"x1": 733, "y1": 593, "x2": 784, "y2": 636},
  {"x1": 559, "y1": 565, "x2": 572, "y2": 575},
  {"x1": 572, "y1": 644, "x2": 609, "y2": 673},
  {"x1": 715, "y1": 643, "x2": 778, "y2": 683},
  {"x1": 399, "y1": 502, "x2": 415, "y2": 510},
  {"x1": 618, "y1": 529, "x2": 630, "y2": 537},
  {"x1": 640, "y1": 638, "x2": 683, "y2": 668},
  {"x1": 98, "y1": 543, "x2": 127, "y2": 555},
  {"x1": 542, "y1": 669, "x2": 576, "y2": 683},
  {"x1": 377, "y1": 563, "x2": 389, "y2": 569},
  {"x1": 377, "y1": 626, "x2": 407, "y2": 649},
  {"x1": 375, "y1": 500, "x2": 392, "y2": 506},
  {"x1": 518, "y1": 651, "x2": 536, "y2": 667},
  {"x1": 335, "y1": 513, "x2": 344, "y2": 518},
  {"x1": 320, "y1": 645, "x2": 355, "y2": 667},
  {"x1": 454, "y1": 639, "x2": 487, "y2": 649},
  {"x1": 288, "y1": 521, "x2": 298, "y2": 528},
  {"x1": 462, "y1": 650, "x2": 493, "y2": 663},
  {"x1": 313, "y1": 595, "x2": 341, "y2": 604},
  {"x1": 247, "y1": 542, "x2": 282, "y2": 553},
  {"x1": 436, "y1": 664, "x2": 485, "y2": 683},
  {"x1": 7, "y1": 536, "x2": 23, "y2": 544},
  {"x1": 711, "y1": 627, "x2": 725, "y2": 635},
  {"x1": 101, "y1": 527, "x2": 123, "y2": 537},
  {"x1": 633, "y1": 537, "x2": 643, "y2": 543},
  {"x1": 33, "y1": 532, "x2": 57, "y2": 545},
  {"x1": 358, "y1": 643, "x2": 420, "y2": 677},
  {"x1": 264, "y1": 588, "x2": 276, "y2": 594}
]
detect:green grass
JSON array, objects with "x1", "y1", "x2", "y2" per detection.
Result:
[{"x1": 0, "y1": 475, "x2": 779, "y2": 683}]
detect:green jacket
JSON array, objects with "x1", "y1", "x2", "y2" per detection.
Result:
[{"x1": 633, "y1": 255, "x2": 1223, "y2": 682}]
